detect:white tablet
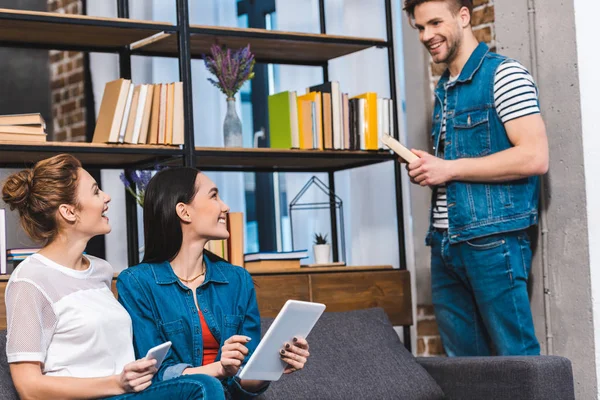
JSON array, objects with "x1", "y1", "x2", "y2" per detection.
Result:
[{"x1": 237, "y1": 300, "x2": 325, "y2": 381}]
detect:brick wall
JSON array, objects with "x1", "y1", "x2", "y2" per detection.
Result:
[
  {"x1": 48, "y1": 0, "x2": 86, "y2": 142},
  {"x1": 419, "y1": 0, "x2": 495, "y2": 357}
]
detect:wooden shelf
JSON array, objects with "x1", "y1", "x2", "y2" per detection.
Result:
[
  {"x1": 132, "y1": 25, "x2": 388, "y2": 65},
  {"x1": 195, "y1": 147, "x2": 396, "y2": 172},
  {"x1": 249, "y1": 265, "x2": 394, "y2": 275},
  {"x1": 0, "y1": 141, "x2": 183, "y2": 169},
  {"x1": 0, "y1": 8, "x2": 174, "y2": 52}
]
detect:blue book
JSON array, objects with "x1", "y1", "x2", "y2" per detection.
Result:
[{"x1": 244, "y1": 250, "x2": 308, "y2": 263}]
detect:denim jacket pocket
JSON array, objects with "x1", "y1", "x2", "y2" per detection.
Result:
[
  {"x1": 160, "y1": 319, "x2": 185, "y2": 335},
  {"x1": 223, "y1": 314, "x2": 244, "y2": 339},
  {"x1": 465, "y1": 234, "x2": 506, "y2": 250},
  {"x1": 453, "y1": 109, "x2": 491, "y2": 157}
]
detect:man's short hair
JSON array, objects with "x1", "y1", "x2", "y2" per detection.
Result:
[{"x1": 403, "y1": 0, "x2": 473, "y2": 19}]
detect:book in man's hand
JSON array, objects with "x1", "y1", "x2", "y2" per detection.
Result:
[{"x1": 381, "y1": 134, "x2": 419, "y2": 163}]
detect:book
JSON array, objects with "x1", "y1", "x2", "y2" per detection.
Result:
[
  {"x1": 308, "y1": 81, "x2": 342, "y2": 149},
  {"x1": 0, "y1": 209, "x2": 5, "y2": 274},
  {"x1": 268, "y1": 90, "x2": 297, "y2": 149},
  {"x1": 244, "y1": 259, "x2": 301, "y2": 273},
  {"x1": 0, "y1": 132, "x2": 46, "y2": 142},
  {"x1": 381, "y1": 134, "x2": 419, "y2": 163},
  {"x1": 172, "y1": 82, "x2": 185, "y2": 145},
  {"x1": 226, "y1": 212, "x2": 244, "y2": 267},
  {"x1": 92, "y1": 78, "x2": 131, "y2": 143},
  {"x1": 0, "y1": 113, "x2": 45, "y2": 128},
  {"x1": 244, "y1": 250, "x2": 308, "y2": 263},
  {"x1": 351, "y1": 92, "x2": 378, "y2": 150},
  {"x1": 0, "y1": 125, "x2": 44, "y2": 135}
]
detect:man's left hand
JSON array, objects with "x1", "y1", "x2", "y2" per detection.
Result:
[{"x1": 407, "y1": 149, "x2": 455, "y2": 186}]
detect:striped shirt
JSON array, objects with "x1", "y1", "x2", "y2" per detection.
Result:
[{"x1": 432, "y1": 60, "x2": 540, "y2": 229}]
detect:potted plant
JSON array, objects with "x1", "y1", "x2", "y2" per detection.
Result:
[
  {"x1": 203, "y1": 44, "x2": 255, "y2": 148},
  {"x1": 313, "y1": 233, "x2": 330, "y2": 265}
]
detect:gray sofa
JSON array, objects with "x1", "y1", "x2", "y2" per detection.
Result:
[{"x1": 0, "y1": 308, "x2": 575, "y2": 400}]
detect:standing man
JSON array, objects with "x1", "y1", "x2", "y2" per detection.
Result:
[{"x1": 404, "y1": 0, "x2": 548, "y2": 356}]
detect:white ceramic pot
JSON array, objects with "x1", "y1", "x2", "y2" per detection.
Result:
[{"x1": 313, "y1": 244, "x2": 331, "y2": 264}]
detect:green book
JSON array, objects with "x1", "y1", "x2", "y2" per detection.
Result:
[{"x1": 268, "y1": 91, "x2": 298, "y2": 149}]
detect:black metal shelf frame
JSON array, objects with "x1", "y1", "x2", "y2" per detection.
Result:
[{"x1": 0, "y1": 0, "x2": 410, "y2": 349}]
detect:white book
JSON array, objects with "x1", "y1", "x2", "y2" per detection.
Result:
[
  {"x1": 131, "y1": 84, "x2": 149, "y2": 144},
  {"x1": 382, "y1": 98, "x2": 390, "y2": 149},
  {"x1": 0, "y1": 209, "x2": 6, "y2": 274},
  {"x1": 388, "y1": 99, "x2": 394, "y2": 140},
  {"x1": 358, "y1": 98, "x2": 366, "y2": 150},
  {"x1": 289, "y1": 91, "x2": 299, "y2": 149},
  {"x1": 377, "y1": 98, "x2": 384, "y2": 150},
  {"x1": 118, "y1": 84, "x2": 135, "y2": 143}
]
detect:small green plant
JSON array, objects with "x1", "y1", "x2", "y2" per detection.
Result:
[{"x1": 313, "y1": 233, "x2": 328, "y2": 245}]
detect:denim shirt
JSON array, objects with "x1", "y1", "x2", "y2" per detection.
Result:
[
  {"x1": 116, "y1": 253, "x2": 268, "y2": 399},
  {"x1": 426, "y1": 42, "x2": 540, "y2": 245}
]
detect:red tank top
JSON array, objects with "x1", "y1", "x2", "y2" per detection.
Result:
[{"x1": 198, "y1": 310, "x2": 219, "y2": 366}]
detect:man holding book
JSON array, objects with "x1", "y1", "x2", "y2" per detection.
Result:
[{"x1": 403, "y1": 0, "x2": 549, "y2": 356}]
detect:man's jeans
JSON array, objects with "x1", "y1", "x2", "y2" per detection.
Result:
[
  {"x1": 430, "y1": 229, "x2": 540, "y2": 356},
  {"x1": 105, "y1": 374, "x2": 226, "y2": 400}
]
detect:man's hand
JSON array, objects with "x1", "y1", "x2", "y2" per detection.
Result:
[{"x1": 407, "y1": 149, "x2": 455, "y2": 186}]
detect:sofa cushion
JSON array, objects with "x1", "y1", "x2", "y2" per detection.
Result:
[
  {"x1": 256, "y1": 308, "x2": 445, "y2": 400},
  {"x1": 0, "y1": 331, "x2": 19, "y2": 400}
]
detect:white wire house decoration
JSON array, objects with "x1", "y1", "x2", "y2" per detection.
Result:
[{"x1": 289, "y1": 176, "x2": 346, "y2": 264}]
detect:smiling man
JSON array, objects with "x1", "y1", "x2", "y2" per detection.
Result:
[{"x1": 403, "y1": 0, "x2": 549, "y2": 357}]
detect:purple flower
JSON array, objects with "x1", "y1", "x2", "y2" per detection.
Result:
[
  {"x1": 203, "y1": 44, "x2": 255, "y2": 98},
  {"x1": 119, "y1": 168, "x2": 163, "y2": 207}
]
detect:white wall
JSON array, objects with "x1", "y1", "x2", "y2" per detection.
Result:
[{"x1": 574, "y1": 0, "x2": 600, "y2": 396}]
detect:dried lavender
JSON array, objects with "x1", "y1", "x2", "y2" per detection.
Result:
[
  {"x1": 119, "y1": 166, "x2": 164, "y2": 207},
  {"x1": 203, "y1": 44, "x2": 255, "y2": 99}
]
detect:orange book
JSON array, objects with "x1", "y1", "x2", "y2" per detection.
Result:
[
  {"x1": 138, "y1": 84, "x2": 154, "y2": 144},
  {"x1": 158, "y1": 84, "x2": 167, "y2": 144},
  {"x1": 226, "y1": 212, "x2": 244, "y2": 267},
  {"x1": 351, "y1": 92, "x2": 378, "y2": 150},
  {"x1": 165, "y1": 82, "x2": 175, "y2": 145},
  {"x1": 302, "y1": 91, "x2": 323, "y2": 149},
  {"x1": 92, "y1": 78, "x2": 131, "y2": 143},
  {"x1": 172, "y1": 82, "x2": 184, "y2": 145},
  {"x1": 148, "y1": 84, "x2": 161, "y2": 144},
  {"x1": 296, "y1": 95, "x2": 315, "y2": 150}
]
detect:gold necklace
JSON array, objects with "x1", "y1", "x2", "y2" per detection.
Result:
[{"x1": 176, "y1": 261, "x2": 206, "y2": 283}]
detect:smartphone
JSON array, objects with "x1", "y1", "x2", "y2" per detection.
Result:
[{"x1": 145, "y1": 341, "x2": 172, "y2": 370}]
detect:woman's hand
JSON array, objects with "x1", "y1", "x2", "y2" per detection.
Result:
[
  {"x1": 280, "y1": 336, "x2": 310, "y2": 374},
  {"x1": 117, "y1": 358, "x2": 157, "y2": 393},
  {"x1": 218, "y1": 335, "x2": 251, "y2": 377}
]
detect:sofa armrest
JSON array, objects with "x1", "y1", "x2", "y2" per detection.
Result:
[{"x1": 416, "y1": 356, "x2": 574, "y2": 400}]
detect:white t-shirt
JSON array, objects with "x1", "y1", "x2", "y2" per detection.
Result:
[{"x1": 5, "y1": 253, "x2": 135, "y2": 377}]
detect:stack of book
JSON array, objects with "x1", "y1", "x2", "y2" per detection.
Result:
[
  {"x1": 268, "y1": 81, "x2": 395, "y2": 152},
  {"x1": 92, "y1": 78, "x2": 184, "y2": 146},
  {"x1": 243, "y1": 250, "x2": 309, "y2": 273},
  {"x1": 0, "y1": 113, "x2": 46, "y2": 143}
]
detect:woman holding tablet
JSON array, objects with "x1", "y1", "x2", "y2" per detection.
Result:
[
  {"x1": 116, "y1": 167, "x2": 311, "y2": 399},
  {"x1": 2, "y1": 154, "x2": 225, "y2": 399}
]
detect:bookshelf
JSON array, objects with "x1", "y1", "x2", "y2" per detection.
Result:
[{"x1": 0, "y1": 0, "x2": 410, "y2": 348}]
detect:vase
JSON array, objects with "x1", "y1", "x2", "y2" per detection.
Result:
[
  {"x1": 223, "y1": 97, "x2": 243, "y2": 148},
  {"x1": 313, "y1": 244, "x2": 331, "y2": 265}
]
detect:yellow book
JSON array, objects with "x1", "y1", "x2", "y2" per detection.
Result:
[
  {"x1": 303, "y1": 91, "x2": 323, "y2": 149},
  {"x1": 296, "y1": 93, "x2": 317, "y2": 149},
  {"x1": 351, "y1": 92, "x2": 378, "y2": 150}
]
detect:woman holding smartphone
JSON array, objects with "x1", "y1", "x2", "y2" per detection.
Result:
[
  {"x1": 116, "y1": 167, "x2": 311, "y2": 399},
  {"x1": 2, "y1": 154, "x2": 225, "y2": 400}
]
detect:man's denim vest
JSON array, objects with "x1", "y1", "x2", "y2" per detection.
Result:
[{"x1": 426, "y1": 43, "x2": 539, "y2": 245}]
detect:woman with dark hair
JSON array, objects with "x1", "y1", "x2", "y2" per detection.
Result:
[
  {"x1": 1, "y1": 154, "x2": 225, "y2": 399},
  {"x1": 116, "y1": 167, "x2": 310, "y2": 399}
]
